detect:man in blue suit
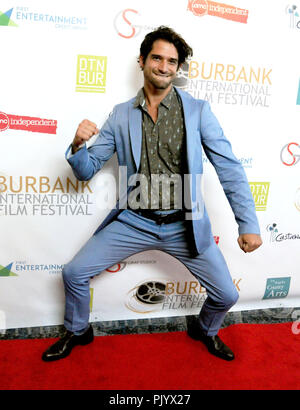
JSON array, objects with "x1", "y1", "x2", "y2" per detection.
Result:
[{"x1": 42, "y1": 27, "x2": 262, "y2": 362}]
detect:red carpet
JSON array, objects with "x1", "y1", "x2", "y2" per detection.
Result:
[{"x1": 1, "y1": 322, "x2": 299, "y2": 390}]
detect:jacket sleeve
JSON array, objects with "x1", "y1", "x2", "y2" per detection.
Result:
[
  {"x1": 200, "y1": 101, "x2": 260, "y2": 235},
  {"x1": 66, "y1": 108, "x2": 117, "y2": 181}
]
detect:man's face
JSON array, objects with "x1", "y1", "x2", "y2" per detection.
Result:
[{"x1": 139, "y1": 39, "x2": 179, "y2": 90}]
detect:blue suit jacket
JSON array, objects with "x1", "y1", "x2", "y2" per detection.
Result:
[{"x1": 66, "y1": 87, "x2": 260, "y2": 255}]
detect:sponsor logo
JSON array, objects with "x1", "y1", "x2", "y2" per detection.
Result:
[
  {"x1": 286, "y1": 4, "x2": 300, "y2": 29},
  {"x1": 114, "y1": 9, "x2": 141, "y2": 38},
  {"x1": 113, "y1": 9, "x2": 156, "y2": 39},
  {"x1": 177, "y1": 60, "x2": 272, "y2": 107},
  {"x1": 0, "y1": 112, "x2": 9, "y2": 132},
  {"x1": 263, "y1": 277, "x2": 291, "y2": 300},
  {"x1": 187, "y1": 0, "x2": 249, "y2": 24},
  {"x1": 0, "y1": 262, "x2": 17, "y2": 277},
  {"x1": 280, "y1": 142, "x2": 300, "y2": 166},
  {"x1": 249, "y1": 182, "x2": 270, "y2": 211},
  {"x1": 266, "y1": 223, "x2": 300, "y2": 242},
  {"x1": 0, "y1": 174, "x2": 93, "y2": 216},
  {"x1": 6, "y1": 6, "x2": 87, "y2": 30},
  {"x1": 106, "y1": 262, "x2": 127, "y2": 273},
  {"x1": 0, "y1": 8, "x2": 18, "y2": 26},
  {"x1": 0, "y1": 112, "x2": 57, "y2": 134},
  {"x1": 76, "y1": 55, "x2": 107, "y2": 93},
  {"x1": 14, "y1": 261, "x2": 63, "y2": 274}
]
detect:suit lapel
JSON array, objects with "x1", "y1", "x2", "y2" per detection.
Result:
[
  {"x1": 128, "y1": 103, "x2": 142, "y2": 171},
  {"x1": 175, "y1": 87, "x2": 198, "y2": 173}
]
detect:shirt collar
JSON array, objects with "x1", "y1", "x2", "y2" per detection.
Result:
[
  {"x1": 134, "y1": 88, "x2": 147, "y2": 109},
  {"x1": 134, "y1": 87, "x2": 176, "y2": 110}
]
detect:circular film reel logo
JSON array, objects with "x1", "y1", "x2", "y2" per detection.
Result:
[
  {"x1": 173, "y1": 60, "x2": 190, "y2": 89},
  {"x1": 136, "y1": 281, "x2": 166, "y2": 304},
  {"x1": 125, "y1": 280, "x2": 166, "y2": 313}
]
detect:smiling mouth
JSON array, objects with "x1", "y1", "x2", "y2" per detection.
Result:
[{"x1": 154, "y1": 72, "x2": 170, "y2": 78}]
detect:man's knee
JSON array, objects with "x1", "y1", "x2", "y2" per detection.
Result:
[
  {"x1": 210, "y1": 284, "x2": 239, "y2": 310},
  {"x1": 62, "y1": 261, "x2": 79, "y2": 284},
  {"x1": 223, "y1": 286, "x2": 239, "y2": 309}
]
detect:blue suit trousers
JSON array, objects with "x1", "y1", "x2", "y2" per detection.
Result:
[{"x1": 62, "y1": 210, "x2": 239, "y2": 336}]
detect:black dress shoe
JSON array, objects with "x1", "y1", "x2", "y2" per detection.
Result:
[
  {"x1": 42, "y1": 325, "x2": 94, "y2": 362},
  {"x1": 187, "y1": 320, "x2": 234, "y2": 361}
]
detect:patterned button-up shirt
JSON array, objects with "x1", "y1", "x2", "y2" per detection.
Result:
[{"x1": 132, "y1": 87, "x2": 186, "y2": 210}]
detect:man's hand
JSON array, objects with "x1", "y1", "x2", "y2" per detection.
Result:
[
  {"x1": 72, "y1": 119, "x2": 99, "y2": 153},
  {"x1": 237, "y1": 233, "x2": 262, "y2": 253}
]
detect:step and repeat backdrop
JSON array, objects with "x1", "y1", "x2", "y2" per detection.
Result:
[{"x1": 0, "y1": 0, "x2": 300, "y2": 330}]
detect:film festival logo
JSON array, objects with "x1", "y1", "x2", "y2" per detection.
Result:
[
  {"x1": 76, "y1": 55, "x2": 107, "y2": 93},
  {"x1": 125, "y1": 271, "x2": 241, "y2": 314},
  {"x1": 187, "y1": 0, "x2": 249, "y2": 24},
  {"x1": 0, "y1": 174, "x2": 94, "y2": 217},
  {"x1": 249, "y1": 182, "x2": 270, "y2": 211},
  {"x1": 0, "y1": 112, "x2": 57, "y2": 134},
  {"x1": 0, "y1": 7, "x2": 87, "y2": 30},
  {"x1": 280, "y1": 142, "x2": 300, "y2": 166},
  {"x1": 125, "y1": 279, "x2": 207, "y2": 314},
  {"x1": 174, "y1": 59, "x2": 272, "y2": 107}
]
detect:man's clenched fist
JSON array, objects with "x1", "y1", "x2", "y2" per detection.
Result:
[
  {"x1": 72, "y1": 119, "x2": 99, "y2": 153},
  {"x1": 237, "y1": 233, "x2": 262, "y2": 253}
]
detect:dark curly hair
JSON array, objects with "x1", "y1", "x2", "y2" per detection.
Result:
[{"x1": 139, "y1": 26, "x2": 193, "y2": 69}]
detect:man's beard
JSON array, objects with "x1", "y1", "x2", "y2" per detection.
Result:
[{"x1": 149, "y1": 74, "x2": 174, "y2": 90}]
